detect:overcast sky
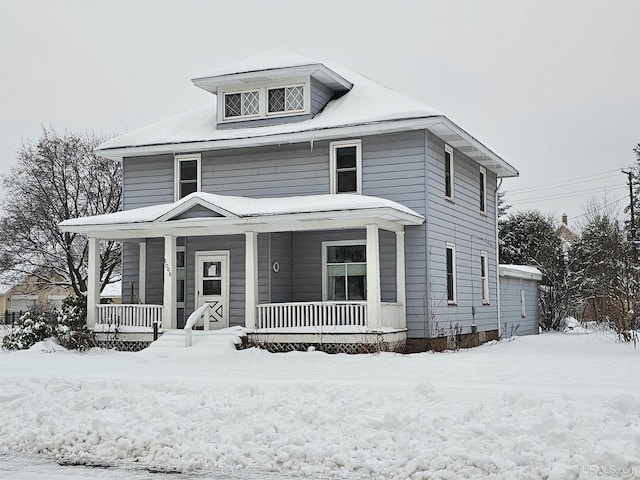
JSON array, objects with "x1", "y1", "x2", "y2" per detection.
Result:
[{"x1": 1, "y1": 0, "x2": 638, "y2": 228}]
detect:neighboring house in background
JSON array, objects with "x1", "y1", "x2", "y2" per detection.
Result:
[
  {"x1": 2, "y1": 272, "x2": 74, "y2": 313},
  {"x1": 556, "y1": 213, "x2": 577, "y2": 257},
  {"x1": 499, "y1": 265, "x2": 543, "y2": 336},
  {"x1": 60, "y1": 49, "x2": 519, "y2": 352}
]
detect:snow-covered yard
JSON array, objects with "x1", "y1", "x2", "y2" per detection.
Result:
[{"x1": 0, "y1": 327, "x2": 639, "y2": 479}]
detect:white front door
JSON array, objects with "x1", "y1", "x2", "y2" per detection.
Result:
[{"x1": 195, "y1": 251, "x2": 229, "y2": 330}]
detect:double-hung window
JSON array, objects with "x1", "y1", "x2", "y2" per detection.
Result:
[
  {"x1": 445, "y1": 144, "x2": 454, "y2": 201},
  {"x1": 446, "y1": 243, "x2": 457, "y2": 304},
  {"x1": 480, "y1": 251, "x2": 489, "y2": 304},
  {"x1": 175, "y1": 154, "x2": 201, "y2": 200},
  {"x1": 479, "y1": 166, "x2": 487, "y2": 214},
  {"x1": 224, "y1": 90, "x2": 260, "y2": 118},
  {"x1": 330, "y1": 140, "x2": 362, "y2": 194},
  {"x1": 323, "y1": 242, "x2": 366, "y2": 301},
  {"x1": 520, "y1": 290, "x2": 527, "y2": 318}
]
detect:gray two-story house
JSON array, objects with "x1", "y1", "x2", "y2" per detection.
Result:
[{"x1": 61, "y1": 49, "x2": 518, "y2": 352}]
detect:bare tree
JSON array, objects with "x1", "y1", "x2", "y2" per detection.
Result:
[{"x1": 0, "y1": 128, "x2": 121, "y2": 296}]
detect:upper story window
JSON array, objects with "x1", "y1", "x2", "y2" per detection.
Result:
[
  {"x1": 267, "y1": 85, "x2": 304, "y2": 114},
  {"x1": 218, "y1": 78, "x2": 310, "y2": 123},
  {"x1": 330, "y1": 139, "x2": 362, "y2": 194},
  {"x1": 224, "y1": 90, "x2": 259, "y2": 118},
  {"x1": 479, "y1": 166, "x2": 487, "y2": 214},
  {"x1": 445, "y1": 144, "x2": 454, "y2": 201},
  {"x1": 174, "y1": 154, "x2": 201, "y2": 200}
]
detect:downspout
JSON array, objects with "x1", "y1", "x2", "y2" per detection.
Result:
[{"x1": 495, "y1": 178, "x2": 503, "y2": 338}]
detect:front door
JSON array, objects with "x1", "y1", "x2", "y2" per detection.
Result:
[{"x1": 195, "y1": 251, "x2": 229, "y2": 330}]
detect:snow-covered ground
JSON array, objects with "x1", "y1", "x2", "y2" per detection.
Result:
[{"x1": 1, "y1": 327, "x2": 639, "y2": 479}]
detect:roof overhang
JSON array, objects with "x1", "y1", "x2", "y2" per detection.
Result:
[
  {"x1": 60, "y1": 193, "x2": 425, "y2": 241},
  {"x1": 499, "y1": 264, "x2": 543, "y2": 281},
  {"x1": 192, "y1": 63, "x2": 353, "y2": 94},
  {"x1": 95, "y1": 116, "x2": 518, "y2": 178}
]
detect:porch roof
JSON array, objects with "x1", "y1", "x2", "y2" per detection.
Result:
[{"x1": 59, "y1": 192, "x2": 425, "y2": 239}]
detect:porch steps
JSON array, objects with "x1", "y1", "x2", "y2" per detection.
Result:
[{"x1": 141, "y1": 326, "x2": 246, "y2": 357}]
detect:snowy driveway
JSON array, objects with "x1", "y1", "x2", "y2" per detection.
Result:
[{"x1": 0, "y1": 330, "x2": 639, "y2": 479}]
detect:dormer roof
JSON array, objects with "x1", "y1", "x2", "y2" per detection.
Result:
[{"x1": 191, "y1": 48, "x2": 353, "y2": 93}]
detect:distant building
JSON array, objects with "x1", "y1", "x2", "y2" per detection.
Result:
[{"x1": 556, "y1": 213, "x2": 577, "y2": 257}]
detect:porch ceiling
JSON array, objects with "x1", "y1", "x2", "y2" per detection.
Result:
[{"x1": 59, "y1": 192, "x2": 425, "y2": 240}]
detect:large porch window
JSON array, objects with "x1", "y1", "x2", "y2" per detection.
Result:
[{"x1": 324, "y1": 242, "x2": 366, "y2": 301}]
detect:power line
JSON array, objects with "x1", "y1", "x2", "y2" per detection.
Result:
[
  {"x1": 509, "y1": 184, "x2": 627, "y2": 203},
  {"x1": 506, "y1": 168, "x2": 624, "y2": 195},
  {"x1": 507, "y1": 173, "x2": 621, "y2": 196}
]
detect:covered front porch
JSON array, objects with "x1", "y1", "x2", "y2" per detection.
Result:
[{"x1": 61, "y1": 192, "x2": 424, "y2": 351}]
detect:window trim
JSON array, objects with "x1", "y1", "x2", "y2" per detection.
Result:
[
  {"x1": 174, "y1": 154, "x2": 202, "y2": 201},
  {"x1": 321, "y1": 239, "x2": 367, "y2": 302},
  {"x1": 520, "y1": 289, "x2": 527, "y2": 318},
  {"x1": 329, "y1": 139, "x2": 363, "y2": 195},
  {"x1": 217, "y1": 77, "x2": 311, "y2": 123},
  {"x1": 479, "y1": 166, "x2": 487, "y2": 215},
  {"x1": 223, "y1": 89, "x2": 261, "y2": 120},
  {"x1": 444, "y1": 144, "x2": 454, "y2": 201},
  {"x1": 176, "y1": 246, "x2": 186, "y2": 308},
  {"x1": 266, "y1": 84, "x2": 306, "y2": 116},
  {"x1": 446, "y1": 242, "x2": 457, "y2": 305},
  {"x1": 480, "y1": 251, "x2": 489, "y2": 305}
]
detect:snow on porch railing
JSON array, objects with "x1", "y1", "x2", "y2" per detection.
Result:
[
  {"x1": 256, "y1": 302, "x2": 367, "y2": 329},
  {"x1": 97, "y1": 304, "x2": 163, "y2": 329}
]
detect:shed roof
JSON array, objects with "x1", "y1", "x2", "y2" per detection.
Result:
[{"x1": 499, "y1": 264, "x2": 543, "y2": 281}]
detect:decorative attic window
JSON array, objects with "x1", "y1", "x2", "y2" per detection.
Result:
[
  {"x1": 224, "y1": 90, "x2": 259, "y2": 118},
  {"x1": 217, "y1": 78, "x2": 311, "y2": 123},
  {"x1": 267, "y1": 85, "x2": 304, "y2": 114}
]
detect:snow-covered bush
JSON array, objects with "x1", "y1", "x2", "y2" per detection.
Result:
[
  {"x1": 1, "y1": 309, "x2": 55, "y2": 350},
  {"x1": 55, "y1": 295, "x2": 94, "y2": 351},
  {"x1": 2, "y1": 296, "x2": 94, "y2": 351}
]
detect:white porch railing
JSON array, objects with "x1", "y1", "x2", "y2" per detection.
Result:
[
  {"x1": 256, "y1": 302, "x2": 367, "y2": 329},
  {"x1": 96, "y1": 304, "x2": 164, "y2": 329}
]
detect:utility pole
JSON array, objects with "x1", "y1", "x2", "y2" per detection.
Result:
[{"x1": 622, "y1": 169, "x2": 638, "y2": 324}]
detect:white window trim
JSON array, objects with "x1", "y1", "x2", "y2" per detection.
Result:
[
  {"x1": 321, "y1": 239, "x2": 367, "y2": 301},
  {"x1": 521, "y1": 289, "x2": 527, "y2": 318},
  {"x1": 445, "y1": 143, "x2": 454, "y2": 201},
  {"x1": 217, "y1": 77, "x2": 311, "y2": 123},
  {"x1": 480, "y1": 251, "x2": 489, "y2": 305},
  {"x1": 329, "y1": 139, "x2": 363, "y2": 195},
  {"x1": 174, "y1": 153, "x2": 202, "y2": 201},
  {"x1": 479, "y1": 166, "x2": 487, "y2": 215},
  {"x1": 446, "y1": 242, "x2": 457, "y2": 305},
  {"x1": 266, "y1": 84, "x2": 306, "y2": 116}
]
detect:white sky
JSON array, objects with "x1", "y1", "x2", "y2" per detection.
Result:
[{"x1": 1, "y1": 0, "x2": 638, "y2": 228}]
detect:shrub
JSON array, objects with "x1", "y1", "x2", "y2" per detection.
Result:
[
  {"x1": 1, "y1": 295, "x2": 94, "y2": 351},
  {"x1": 55, "y1": 295, "x2": 94, "y2": 350},
  {"x1": 2, "y1": 309, "x2": 55, "y2": 350}
]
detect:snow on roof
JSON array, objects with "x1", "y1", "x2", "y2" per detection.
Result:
[
  {"x1": 60, "y1": 192, "x2": 424, "y2": 228},
  {"x1": 97, "y1": 61, "x2": 441, "y2": 153},
  {"x1": 0, "y1": 283, "x2": 12, "y2": 295},
  {"x1": 499, "y1": 264, "x2": 543, "y2": 281}
]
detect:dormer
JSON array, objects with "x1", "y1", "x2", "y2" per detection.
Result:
[{"x1": 191, "y1": 50, "x2": 352, "y2": 128}]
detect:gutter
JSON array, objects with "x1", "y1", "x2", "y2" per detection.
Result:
[{"x1": 495, "y1": 178, "x2": 503, "y2": 338}]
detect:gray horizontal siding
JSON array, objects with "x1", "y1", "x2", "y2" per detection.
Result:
[
  {"x1": 123, "y1": 155, "x2": 174, "y2": 209},
  {"x1": 310, "y1": 77, "x2": 334, "y2": 115},
  {"x1": 500, "y1": 276, "x2": 539, "y2": 336},
  {"x1": 424, "y1": 130, "x2": 499, "y2": 336}
]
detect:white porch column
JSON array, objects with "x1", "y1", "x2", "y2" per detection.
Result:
[
  {"x1": 245, "y1": 231, "x2": 258, "y2": 330},
  {"x1": 163, "y1": 235, "x2": 176, "y2": 330},
  {"x1": 138, "y1": 241, "x2": 146, "y2": 304},
  {"x1": 396, "y1": 230, "x2": 407, "y2": 326},
  {"x1": 366, "y1": 224, "x2": 382, "y2": 330},
  {"x1": 87, "y1": 236, "x2": 101, "y2": 329}
]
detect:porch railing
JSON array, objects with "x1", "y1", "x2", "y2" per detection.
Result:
[
  {"x1": 256, "y1": 302, "x2": 367, "y2": 329},
  {"x1": 97, "y1": 304, "x2": 164, "y2": 329}
]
